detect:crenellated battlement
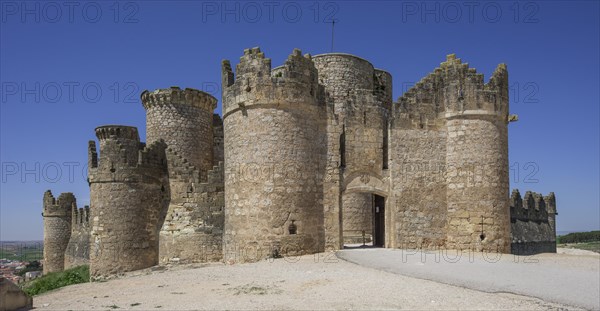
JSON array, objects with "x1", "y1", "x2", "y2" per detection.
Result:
[
  {"x1": 95, "y1": 125, "x2": 139, "y2": 141},
  {"x1": 141, "y1": 87, "x2": 217, "y2": 112},
  {"x1": 222, "y1": 47, "x2": 321, "y2": 117},
  {"x1": 43, "y1": 190, "x2": 76, "y2": 217},
  {"x1": 510, "y1": 189, "x2": 557, "y2": 223},
  {"x1": 71, "y1": 202, "x2": 90, "y2": 228},
  {"x1": 396, "y1": 54, "x2": 509, "y2": 129},
  {"x1": 88, "y1": 125, "x2": 167, "y2": 184}
]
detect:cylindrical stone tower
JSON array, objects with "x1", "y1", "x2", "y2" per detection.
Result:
[
  {"x1": 313, "y1": 54, "x2": 387, "y2": 173},
  {"x1": 88, "y1": 125, "x2": 168, "y2": 280},
  {"x1": 222, "y1": 48, "x2": 327, "y2": 263},
  {"x1": 141, "y1": 87, "x2": 217, "y2": 175},
  {"x1": 42, "y1": 190, "x2": 75, "y2": 274},
  {"x1": 141, "y1": 88, "x2": 222, "y2": 264},
  {"x1": 443, "y1": 55, "x2": 511, "y2": 253},
  {"x1": 312, "y1": 54, "x2": 392, "y2": 248}
]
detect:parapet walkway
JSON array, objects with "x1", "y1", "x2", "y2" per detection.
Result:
[{"x1": 337, "y1": 248, "x2": 599, "y2": 310}]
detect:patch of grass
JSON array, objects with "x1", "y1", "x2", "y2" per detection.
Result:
[{"x1": 21, "y1": 265, "x2": 89, "y2": 296}]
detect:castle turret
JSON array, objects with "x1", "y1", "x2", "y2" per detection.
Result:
[
  {"x1": 312, "y1": 53, "x2": 392, "y2": 248},
  {"x1": 88, "y1": 125, "x2": 168, "y2": 280},
  {"x1": 42, "y1": 190, "x2": 75, "y2": 274},
  {"x1": 396, "y1": 54, "x2": 510, "y2": 252},
  {"x1": 141, "y1": 87, "x2": 217, "y2": 176},
  {"x1": 440, "y1": 54, "x2": 510, "y2": 252},
  {"x1": 142, "y1": 88, "x2": 223, "y2": 264},
  {"x1": 222, "y1": 48, "x2": 327, "y2": 262}
]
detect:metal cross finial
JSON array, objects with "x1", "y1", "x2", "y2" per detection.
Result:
[{"x1": 326, "y1": 19, "x2": 338, "y2": 52}]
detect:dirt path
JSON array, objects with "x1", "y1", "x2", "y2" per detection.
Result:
[
  {"x1": 338, "y1": 248, "x2": 600, "y2": 310},
  {"x1": 35, "y1": 252, "x2": 579, "y2": 310}
]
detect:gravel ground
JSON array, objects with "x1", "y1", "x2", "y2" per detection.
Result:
[{"x1": 34, "y1": 252, "x2": 580, "y2": 310}]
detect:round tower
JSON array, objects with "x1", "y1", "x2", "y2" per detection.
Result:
[
  {"x1": 312, "y1": 54, "x2": 391, "y2": 247},
  {"x1": 442, "y1": 55, "x2": 511, "y2": 253},
  {"x1": 221, "y1": 48, "x2": 327, "y2": 262},
  {"x1": 42, "y1": 190, "x2": 75, "y2": 274},
  {"x1": 88, "y1": 125, "x2": 168, "y2": 280},
  {"x1": 141, "y1": 87, "x2": 217, "y2": 175},
  {"x1": 141, "y1": 88, "x2": 221, "y2": 264},
  {"x1": 314, "y1": 54, "x2": 377, "y2": 171}
]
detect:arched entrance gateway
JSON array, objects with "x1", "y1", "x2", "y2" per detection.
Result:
[{"x1": 340, "y1": 173, "x2": 390, "y2": 248}]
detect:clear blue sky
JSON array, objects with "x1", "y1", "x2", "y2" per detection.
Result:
[{"x1": 1, "y1": 1, "x2": 598, "y2": 240}]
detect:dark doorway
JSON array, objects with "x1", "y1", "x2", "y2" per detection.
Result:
[{"x1": 373, "y1": 195, "x2": 385, "y2": 247}]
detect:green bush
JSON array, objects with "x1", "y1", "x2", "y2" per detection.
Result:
[
  {"x1": 557, "y1": 231, "x2": 600, "y2": 244},
  {"x1": 22, "y1": 265, "x2": 89, "y2": 296}
]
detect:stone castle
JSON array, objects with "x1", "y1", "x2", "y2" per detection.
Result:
[{"x1": 42, "y1": 48, "x2": 557, "y2": 280}]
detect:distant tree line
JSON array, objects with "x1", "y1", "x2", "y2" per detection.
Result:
[{"x1": 557, "y1": 231, "x2": 600, "y2": 244}]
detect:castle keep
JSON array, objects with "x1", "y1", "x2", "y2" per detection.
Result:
[{"x1": 42, "y1": 48, "x2": 557, "y2": 280}]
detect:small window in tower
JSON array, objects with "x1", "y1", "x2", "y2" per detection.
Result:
[{"x1": 288, "y1": 220, "x2": 297, "y2": 235}]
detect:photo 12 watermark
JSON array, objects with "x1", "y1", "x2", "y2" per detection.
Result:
[
  {"x1": 1, "y1": 1, "x2": 140, "y2": 24},
  {"x1": 200, "y1": 1, "x2": 339, "y2": 23},
  {"x1": 1, "y1": 81, "x2": 140, "y2": 104},
  {"x1": 399, "y1": 1, "x2": 540, "y2": 24}
]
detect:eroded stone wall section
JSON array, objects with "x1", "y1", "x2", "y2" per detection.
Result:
[
  {"x1": 158, "y1": 162, "x2": 224, "y2": 264},
  {"x1": 64, "y1": 205, "x2": 90, "y2": 269}
]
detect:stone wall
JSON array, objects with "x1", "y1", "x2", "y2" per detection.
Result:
[
  {"x1": 64, "y1": 205, "x2": 90, "y2": 269},
  {"x1": 158, "y1": 162, "x2": 224, "y2": 264},
  {"x1": 388, "y1": 128, "x2": 447, "y2": 249},
  {"x1": 510, "y1": 190, "x2": 557, "y2": 254},
  {"x1": 222, "y1": 48, "x2": 327, "y2": 262},
  {"x1": 88, "y1": 126, "x2": 169, "y2": 280},
  {"x1": 42, "y1": 191, "x2": 75, "y2": 274}
]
